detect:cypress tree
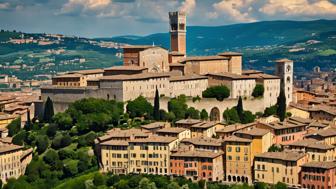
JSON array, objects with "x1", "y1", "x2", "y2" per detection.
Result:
[
  {"x1": 43, "y1": 96, "x2": 54, "y2": 123},
  {"x1": 24, "y1": 109, "x2": 31, "y2": 131},
  {"x1": 277, "y1": 87, "x2": 287, "y2": 122},
  {"x1": 153, "y1": 88, "x2": 160, "y2": 120},
  {"x1": 236, "y1": 96, "x2": 244, "y2": 122}
]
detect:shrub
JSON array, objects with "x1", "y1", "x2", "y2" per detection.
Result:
[
  {"x1": 43, "y1": 149, "x2": 59, "y2": 167},
  {"x1": 252, "y1": 84, "x2": 264, "y2": 98},
  {"x1": 58, "y1": 148, "x2": 76, "y2": 160},
  {"x1": 200, "y1": 109, "x2": 208, "y2": 120},
  {"x1": 223, "y1": 108, "x2": 240, "y2": 124},
  {"x1": 46, "y1": 124, "x2": 57, "y2": 137},
  {"x1": 185, "y1": 107, "x2": 200, "y2": 119},
  {"x1": 241, "y1": 111, "x2": 256, "y2": 124},
  {"x1": 53, "y1": 112, "x2": 72, "y2": 130},
  {"x1": 168, "y1": 95, "x2": 188, "y2": 120},
  {"x1": 36, "y1": 135, "x2": 49, "y2": 154},
  {"x1": 126, "y1": 96, "x2": 153, "y2": 119},
  {"x1": 93, "y1": 172, "x2": 105, "y2": 186},
  {"x1": 202, "y1": 85, "x2": 230, "y2": 101},
  {"x1": 264, "y1": 105, "x2": 277, "y2": 117},
  {"x1": 12, "y1": 130, "x2": 26, "y2": 145},
  {"x1": 7, "y1": 118, "x2": 21, "y2": 137}
]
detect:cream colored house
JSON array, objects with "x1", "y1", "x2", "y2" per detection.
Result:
[
  {"x1": 0, "y1": 143, "x2": 32, "y2": 183},
  {"x1": 254, "y1": 152, "x2": 307, "y2": 187},
  {"x1": 156, "y1": 127, "x2": 191, "y2": 142},
  {"x1": 128, "y1": 136, "x2": 178, "y2": 175}
]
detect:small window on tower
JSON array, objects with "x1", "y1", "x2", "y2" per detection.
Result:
[
  {"x1": 171, "y1": 24, "x2": 177, "y2": 30},
  {"x1": 179, "y1": 23, "x2": 185, "y2": 30}
]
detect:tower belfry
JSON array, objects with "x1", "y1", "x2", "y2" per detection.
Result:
[{"x1": 169, "y1": 11, "x2": 186, "y2": 55}]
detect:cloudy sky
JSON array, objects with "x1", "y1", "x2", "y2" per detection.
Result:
[{"x1": 1, "y1": 0, "x2": 336, "y2": 38}]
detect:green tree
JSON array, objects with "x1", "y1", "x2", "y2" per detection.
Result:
[
  {"x1": 241, "y1": 111, "x2": 256, "y2": 124},
  {"x1": 200, "y1": 109, "x2": 208, "y2": 120},
  {"x1": 53, "y1": 112, "x2": 72, "y2": 130},
  {"x1": 276, "y1": 87, "x2": 286, "y2": 122},
  {"x1": 43, "y1": 149, "x2": 59, "y2": 167},
  {"x1": 254, "y1": 182, "x2": 267, "y2": 189},
  {"x1": 252, "y1": 84, "x2": 265, "y2": 98},
  {"x1": 274, "y1": 182, "x2": 287, "y2": 189},
  {"x1": 63, "y1": 160, "x2": 78, "y2": 177},
  {"x1": 36, "y1": 135, "x2": 49, "y2": 154},
  {"x1": 43, "y1": 96, "x2": 54, "y2": 123},
  {"x1": 264, "y1": 105, "x2": 277, "y2": 117},
  {"x1": 139, "y1": 178, "x2": 157, "y2": 189},
  {"x1": 126, "y1": 96, "x2": 153, "y2": 119},
  {"x1": 223, "y1": 107, "x2": 240, "y2": 124},
  {"x1": 93, "y1": 172, "x2": 105, "y2": 186},
  {"x1": 236, "y1": 96, "x2": 244, "y2": 122},
  {"x1": 153, "y1": 88, "x2": 160, "y2": 121},
  {"x1": 3, "y1": 178, "x2": 33, "y2": 189},
  {"x1": 202, "y1": 85, "x2": 230, "y2": 101},
  {"x1": 7, "y1": 118, "x2": 21, "y2": 137},
  {"x1": 168, "y1": 95, "x2": 188, "y2": 120},
  {"x1": 167, "y1": 182, "x2": 181, "y2": 189},
  {"x1": 24, "y1": 110, "x2": 32, "y2": 131},
  {"x1": 12, "y1": 130, "x2": 26, "y2": 145},
  {"x1": 185, "y1": 107, "x2": 200, "y2": 119},
  {"x1": 46, "y1": 124, "x2": 57, "y2": 137},
  {"x1": 268, "y1": 144, "x2": 283, "y2": 152}
]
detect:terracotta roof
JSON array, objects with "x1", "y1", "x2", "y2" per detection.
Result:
[
  {"x1": 179, "y1": 56, "x2": 229, "y2": 63},
  {"x1": 53, "y1": 73, "x2": 83, "y2": 79},
  {"x1": 156, "y1": 127, "x2": 188, "y2": 134},
  {"x1": 255, "y1": 152, "x2": 305, "y2": 161},
  {"x1": 216, "y1": 122, "x2": 256, "y2": 133},
  {"x1": 104, "y1": 66, "x2": 148, "y2": 71},
  {"x1": 129, "y1": 136, "x2": 177, "y2": 143},
  {"x1": 306, "y1": 127, "x2": 336, "y2": 138},
  {"x1": 169, "y1": 75, "x2": 207, "y2": 82},
  {"x1": 100, "y1": 73, "x2": 170, "y2": 81},
  {"x1": 0, "y1": 113, "x2": 16, "y2": 120},
  {"x1": 224, "y1": 135, "x2": 252, "y2": 143},
  {"x1": 100, "y1": 140, "x2": 129, "y2": 146},
  {"x1": 171, "y1": 149, "x2": 224, "y2": 158},
  {"x1": 69, "y1": 69, "x2": 104, "y2": 75},
  {"x1": 190, "y1": 121, "x2": 218, "y2": 129},
  {"x1": 175, "y1": 119, "x2": 202, "y2": 125},
  {"x1": 286, "y1": 139, "x2": 334, "y2": 150},
  {"x1": 140, "y1": 122, "x2": 167, "y2": 130},
  {"x1": 181, "y1": 137, "x2": 223, "y2": 147},
  {"x1": 206, "y1": 72, "x2": 255, "y2": 80},
  {"x1": 242, "y1": 70, "x2": 264, "y2": 75},
  {"x1": 253, "y1": 73, "x2": 280, "y2": 80},
  {"x1": 0, "y1": 143, "x2": 23, "y2": 154},
  {"x1": 302, "y1": 161, "x2": 336, "y2": 169},
  {"x1": 235, "y1": 128, "x2": 270, "y2": 137},
  {"x1": 98, "y1": 128, "x2": 149, "y2": 142}
]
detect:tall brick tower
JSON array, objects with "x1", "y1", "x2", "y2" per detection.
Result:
[
  {"x1": 275, "y1": 59, "x2": 294, "y2": 105},
  {"x1": 169, "y1": 11, "x2": 186, "y2": 55}
]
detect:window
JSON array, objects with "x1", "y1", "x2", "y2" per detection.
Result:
[{"x1": 236, "y1": 147, "x2": 240, "y2": 152}]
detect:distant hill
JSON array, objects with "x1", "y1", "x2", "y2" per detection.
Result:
[{"x1": 102, "y1": 20, "x2": 336, "y2": 74}]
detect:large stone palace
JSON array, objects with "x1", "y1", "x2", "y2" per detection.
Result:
[{"x1": 41, "y1": 11, "x2": 293, "y2": 115}]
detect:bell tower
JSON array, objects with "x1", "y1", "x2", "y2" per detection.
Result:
[
  {"x1": 169, "y1": 11, "x2": 186, "y2": 55},
  {"x1": 275, "y1": 59, "x2": 294, "y2": 105}
]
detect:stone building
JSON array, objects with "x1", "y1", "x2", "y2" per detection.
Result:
[
  {"x1": 0, "y1": 143, "x2": 33, "y2": 183},
  {"x1": 207, "y1": 73, "x2": 256, "y2": 98},
  {"x1": 123, "y1": 45, "x2": 169, "y2": 73},
  {"x1": 275, "y1": 59, "x2": 294, "y2": 105},
  {"x1": 300, "y1": 161, "x2": 336, "y2": 189},
  {"x1": 254, "y1": 152, "x2": 307, "y2": 187},
  {"x1": 169, "y1": 11, "x2": 186, "y2": 57}
]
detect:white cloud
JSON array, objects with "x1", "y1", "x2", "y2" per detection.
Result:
[
  {"x1": 260, "y1": 0, "x2": 336, "y2": 17},
  {"x1": 179, "y1": 0, "x2": 196, "y2": 15},
  {"x1": 60, "y1": 0, "x2": 111, "y2": 14},
  {"x1": 0, "y1": 2, "x2": 10, "y2": 10},
  {"x1": 210, "y1": 0, "x2": 256, "y2": 22}
]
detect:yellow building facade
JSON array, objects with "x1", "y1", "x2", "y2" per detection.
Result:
[{"x1": 254, "y1": 152, "x2": 307, "y2": 187}]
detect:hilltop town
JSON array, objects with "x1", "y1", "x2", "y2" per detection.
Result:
[{"x1": 1, "y1": 11, "x2": 336, "y2": 189}]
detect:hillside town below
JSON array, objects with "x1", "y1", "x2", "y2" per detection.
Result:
[{"x1": 1, "y1": 11, "x2": 336, "y2": 189}]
